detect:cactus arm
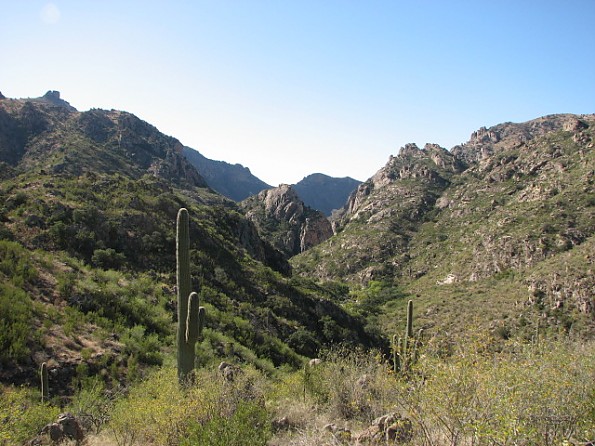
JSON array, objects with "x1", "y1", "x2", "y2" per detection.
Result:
[{"x1": 186, "y1": 292, "x2": 199, "y2": 344}]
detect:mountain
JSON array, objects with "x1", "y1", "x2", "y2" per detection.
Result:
[
  {"x1": 293, "y1": 173, "x2": 361, "y2": 216},
  {"x1": 0, "y1": 91, "x2": 205, "y2": 188},
  {"x1": 240, "y1": 184, "x2": 333, "y2": 257},
  {"x1": 182, "y1": 146, "x2": 271, "y2": 201},
  {"x1": 292, "y1": 114, "x2": 595, "y2": 339},
  {"x1": 0, "y1": 91, "x2": 381, "y2": 386}
]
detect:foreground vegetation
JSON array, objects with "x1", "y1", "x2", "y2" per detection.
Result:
[{"x1": 1, "y1": 336, "x2": 593, "y2": 445}]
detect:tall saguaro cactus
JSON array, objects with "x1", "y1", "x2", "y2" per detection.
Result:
[
  {"x1": 40, "y1": 362, "x2": 49, "y2": 402},
  {"x1": 393, "y1": 299, "x2": 421, "y2": 375},
  {"x1": 176, "y1": 208, "x2": 205, "y2": 385}
]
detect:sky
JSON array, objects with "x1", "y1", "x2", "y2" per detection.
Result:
[{"x1": 1, "y1": 1, "x2": 594, "y2": 186}]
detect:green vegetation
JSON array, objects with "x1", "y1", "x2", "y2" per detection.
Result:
[
  {"x1": 4, "y1": 336, "x2": 589, "y2": 445},
  {"x1": 1, "y1": 96, "x2": 593, "y2": 444}
]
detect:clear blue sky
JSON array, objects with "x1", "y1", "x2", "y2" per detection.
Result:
[{"x1": 1, "y1": 1, "x2": 594, "y2": 186}]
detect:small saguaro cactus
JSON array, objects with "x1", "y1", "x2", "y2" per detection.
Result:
[
  {"x1": 176, "y1": 208, "x2": 206, "y2": 385},
  {"x1": 393, "y1": 299, "x2": 421, "y2": 375},
  {"x1": 40, "y1": 362, "x2": 49, "y2": 402}
]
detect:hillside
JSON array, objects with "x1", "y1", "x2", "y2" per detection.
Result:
[
  {"x1": 182, "y1": 146, "x2": 271, "y2": 201},
  {"x1": 293, "y1": 173, "x2": 361, "y2": 216},
  {"x1": 1, "y1": 94, "x2": 593, "y2": 445},
  {"x1": 292, "y1": 114, "x2": 595, "y2": 339},
  {"x1": 0, "y1": 92, "x2": 381, "y2": 387}
]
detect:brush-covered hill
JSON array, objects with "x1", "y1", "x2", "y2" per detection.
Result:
[
  {"x1": 292, "y1": 114, "x2": 595, "y2": 340},
  {"x1": 0, "y1": 92, "x2": 381, "y2": 388}
]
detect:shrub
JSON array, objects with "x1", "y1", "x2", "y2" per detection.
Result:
[
  {"x1": 91, "y1": 248, "x2": 126, "y2": 269},
  {"x1": 182, "y1": 401, "x2": 270, "y2": 446},
  {"x1": 400, "y1": 338, "x2": 595, "y2": 446},
  {"x1": 0, "y1": 283, "x2": 34, "y2": 364},
  {"x1": 108, "y1": 365, "x2": 270, "y2": 446},
  {"x1": 0, "y1": 386, "x2": 60, "y2": 445}
]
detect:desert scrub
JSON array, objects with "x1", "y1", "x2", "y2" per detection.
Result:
[
  {"x1": 400, "y1": 338, "x2": 595, "y2": 445},
  {"x1": 300, "y1": 347, "x2": 399, "y2": 423},
  {"x1": 0, "y1": 283, "x2": 35, "y2": 364},
  {"x1": 108, "y1": 365, "x2": 270, "y2": 446},
  {"x1": 0, "y1": 385, "x2": 60, "y2": 445}
]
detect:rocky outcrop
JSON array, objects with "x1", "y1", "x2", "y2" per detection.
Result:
[
  {"x1": 452, "y1": 113, "x2": 592, "y2": 165},
  {"x1": 342, "y1": 143, "x2": 463, "y2": 220},
  {"x1": 241, "y1": 184, "x2": 333, "y2": 257},
  {"x1": 37, "y1": 90, "x2": 77, "y2": 112}
]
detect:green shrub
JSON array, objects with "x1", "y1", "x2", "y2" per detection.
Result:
[
  {"x1": 0, "y1": 283, "x2": 34, "y2": 364},
  {"x1": 108, "y1": 365, "x2": 270, "y2": 446},
  {"x1": 91, "y1": 248, "x2": 126, "y2": 269},
  {"x1": 400, "y1": 338, "x2": 595, "y2": 445},
  {"x1": 0, "y1": 385, "x2": 60, "y2": 444},
  {"x1": 182, "y1": 401, "x2": 270, "y2": 446}
]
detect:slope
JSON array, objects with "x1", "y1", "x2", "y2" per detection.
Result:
[
  {"x1": 182, "y1": 146, "x2": 271, "y2": 201},
  {"x1": 0, "y1": 92, "x2": 381, "y2": 388},
  {"x1": 293, "y1": 114, "x2": 595, "y2": 340}
]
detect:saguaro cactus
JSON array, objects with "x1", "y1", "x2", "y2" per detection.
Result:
[
  {"x1": 176, "y1": 208, "x2": 205, "y2": 385},
  {"x1": 393, "y1": 300, "x2": 421, "y2": 375},
  {"x1": 40, "y1": 362, "x2": 49, "y2": 402}
]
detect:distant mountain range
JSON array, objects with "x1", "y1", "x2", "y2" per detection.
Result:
[
  {"x1": 292, "y1": 173, "x2": 361, "y2": 216},
  {"x1": 182, "y1": 147, "x2": 271, "y2": 201},
  {"x1": 182, "y1": 149, "x2": 361, "y2": 215}
]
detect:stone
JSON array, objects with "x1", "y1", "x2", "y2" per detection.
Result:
[
  {"x1": 41, "y1": 422, "x2": 63, "y2": 442},
  {"x1": 56, "y1": 412, "x2": 84, "y2": 442},
  {"x1": 218, "y1": 361, "x2": 240, "y2": 381},
  {"x1": 356, "y1": 413, "x2": 413, "y2": 445},
  {"x1": 271, "y1": 416, "x2": 290, "y2": 432}
]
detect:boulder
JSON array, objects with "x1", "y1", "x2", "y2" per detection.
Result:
[{"x1": 356, "y1": 413, "x2": 412, "y2": 445}]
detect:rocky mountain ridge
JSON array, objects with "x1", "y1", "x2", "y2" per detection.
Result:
[
  {"x1": 293, "y1": 173, "x2": 361, "y2": 216},
  {"x1": 240, "y1": 184, "x2": 333, "y2": 257},
  {"x1": 0, "y1": 92, "x2": 205, "y2": 188},
  {"x1": 182, "y1": 146, "x2": 271, "y2": 201},
  {"x1": 293, "y1": 113, "x2": 594, "y2": 336}
]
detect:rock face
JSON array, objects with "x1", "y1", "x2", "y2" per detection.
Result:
[{"x1": 240, "y1": 184, "x2": 333, "y2": 257}]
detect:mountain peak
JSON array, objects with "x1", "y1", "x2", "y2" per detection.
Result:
[{"x1": 37, "y1": 90, "x2": 77, "y2": 111}]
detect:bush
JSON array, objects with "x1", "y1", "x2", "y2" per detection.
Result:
[
  {"x1": 92, "y1": 248, "x2": 126, "y2": 269},
  {"x1": 0, "y1": 386, "x2": 60, "y2": 444},
  {"x1": 400, "y1": 338, "x2": 595, "y2": 445},
  {"x1": 0, "y1": 283, "x2": 34, "y2": 364},
  {"x1": 108, "y1": 365, "x2": 270, "y2": 446},
  {"x1": 182, "y1": 401, "x2": 270, "y2": 446}
]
